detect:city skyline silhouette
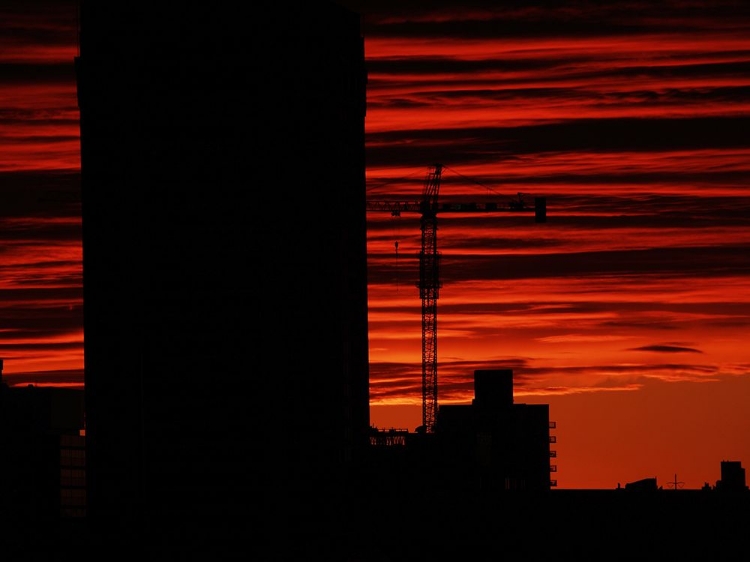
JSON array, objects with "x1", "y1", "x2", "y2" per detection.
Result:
[
  {"x1": 1, "y1": 1, "x2": 749, "y2": 557},
  {"x1": 2, "y1": 0, "x2": 750, "y2": 491}
]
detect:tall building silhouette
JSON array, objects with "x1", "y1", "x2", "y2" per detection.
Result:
[{"x1": 75, "y1": 2, "x2": 369, "y2": 550}]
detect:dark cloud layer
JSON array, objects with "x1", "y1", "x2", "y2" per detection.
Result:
[
  {"x1": 367, "y1": 117, "x2": 750, "y2": 169},
  {"x1": 346, "y1": 0, "x2": 750, "y2": 38},
  {"x1": 628, "y1": 344, "x2": 703, "y2": 353}
]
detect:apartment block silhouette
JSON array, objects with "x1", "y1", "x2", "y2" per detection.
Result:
[{"x1": 436, "y1": 369, "x2": 554, "y2": 492}]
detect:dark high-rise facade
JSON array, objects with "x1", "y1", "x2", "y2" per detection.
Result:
[{"x1": 76, "y1": 1, "x2": 369, "y2": 550}]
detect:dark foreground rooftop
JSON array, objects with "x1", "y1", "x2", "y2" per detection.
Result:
[{"x1": 7, "y1": 488, "x2": 744, "y2": 559}]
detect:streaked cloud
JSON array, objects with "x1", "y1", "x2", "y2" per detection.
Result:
[
  {"x1": 1, "y1": 0, "x2": 749, "y2": 489},
  {"x1": 363, "y1": 0, "x2": 750, "y2": 419},
  {"x1": 0, "y1": 0, "x2": 81, "y2": 384},
  {"x1": 628, "y1": 344, "x2": 703, "y2": 353}
]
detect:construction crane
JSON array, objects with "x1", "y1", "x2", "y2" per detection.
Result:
[{"x1": 367, "y1": 163, "x2": 546, "y2": 434}]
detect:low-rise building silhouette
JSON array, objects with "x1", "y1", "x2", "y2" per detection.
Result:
[
  {"x1": 435, "y1": 369, "x2": 554, "y2": 491},
  {"x1": 0, "y1": 359, "x2": 86, "y2": 520},
  {"x1": 366, "y1": 369, "x2": 555, "y2": 495},
  {"x1": 717, "y1": 460, "x2": 748, "y2": 492},
  {"x1": 624, "y1": 476, "x2": 659, "y2": 492}
]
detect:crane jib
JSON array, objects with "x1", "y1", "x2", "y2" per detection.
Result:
[{"x1": 366, "y1": 197, "x2": 546, "y2": 221}]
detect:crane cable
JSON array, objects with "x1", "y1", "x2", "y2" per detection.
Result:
[
  {"x1": 394, "y1": 241, "x2": 399, "y2": 291},
  {"x1": 394, "y1": 216, "x2": 401, "y2": 291}
]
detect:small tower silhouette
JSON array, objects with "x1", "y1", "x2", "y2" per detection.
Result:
[{"x1": 666, "y1": 473, "x2": 685, "y2": 489}]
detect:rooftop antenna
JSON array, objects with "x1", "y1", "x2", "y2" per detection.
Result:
[{"x1": 667, "y1": 473, "x2": 685, "y2": 490}]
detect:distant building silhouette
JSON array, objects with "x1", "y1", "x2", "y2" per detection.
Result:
[
  {"x1": 624, "y1": 476, "x2": 659, "y2": 492},
  {"x1": 717, "y1": 460, "x2": 748, "y2": 492},
  {"x1": 75, "y1": 1, "x2": 369, "y2": 550}
]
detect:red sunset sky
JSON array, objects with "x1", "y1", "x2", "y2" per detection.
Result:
[{"x1": 1, "y1": 0, "x2": 749, "y2": 489}]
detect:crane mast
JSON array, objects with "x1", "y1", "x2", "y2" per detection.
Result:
[
  {"x1": 367, "y1": 163, "x2": 545, "y2": 434},
  {"x1": 418, "y1": 164, "x2": 442, "y2": 433}
]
